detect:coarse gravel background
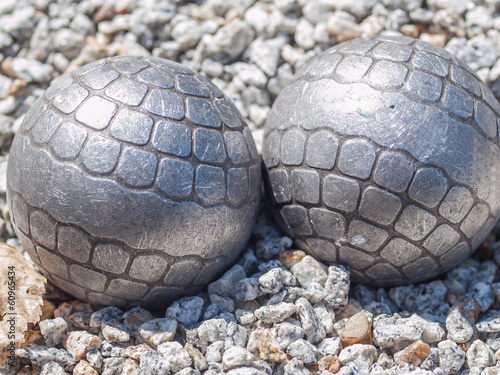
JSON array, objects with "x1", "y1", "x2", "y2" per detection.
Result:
[{"x1": 3, "y1": 0, "x2": 500, "y2": 374}]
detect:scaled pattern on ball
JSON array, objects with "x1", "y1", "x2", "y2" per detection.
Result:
[
  {"x1": 263, "y1": 35, "x2": 500, "y2": 286},
  {"x1": 7, "y1": 56, "x2": 261, "y2": 308}
]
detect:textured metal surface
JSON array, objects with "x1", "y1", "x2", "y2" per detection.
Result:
[
  {"x1": 7, "y1": 56, "x2": 261, "y2": 308},
  {"x1": 263, "y1": 35, "x2": 500, "y2": 286}
]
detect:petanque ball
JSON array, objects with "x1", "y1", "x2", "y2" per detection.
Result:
[
  {"x1": 7, "y1": 56, "x2": 261, "y2": 309},
  {"x1": 263, "y1": 35, "x2": 500, "y2": 286}
]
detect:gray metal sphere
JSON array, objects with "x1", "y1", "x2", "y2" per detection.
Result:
[
  {"x1": 7, "y1": 56, "x2": 261, "y2": 309},
  {"x1": 263, "y1": 35, "x2": 500, "y2": 286}
]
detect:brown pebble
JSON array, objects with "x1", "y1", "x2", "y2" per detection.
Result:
[
  {"x1": 339, "y1": 312, "x2": 372, "y2": 348},
  {"x1": 394, "y1": 340, "x2": 430, "y2": 366},
  {"x1": 317, "y1": 355, "x2": 340, "y2": 373},
  {"x1": 455, "y1": 299, "x2": 480, "y2": 324},
  {"x1": 278, "y1": 250, "x2": 306, "y2": 269},
  {"x1": 259, "y1": 329, "x2": 288, "y2": 362},
  {"x1": 73, "y1": 359, "x2": 98, "y2": 375},
  {"x1": 0, "y1": 57, "x2": 14, "y2": 78},
  {"x1": 93, "y1": 5, "x2": 116, "y2": 23},
  {"x1": 8, "y1": 79, "x2": 27, "y2": 98}
]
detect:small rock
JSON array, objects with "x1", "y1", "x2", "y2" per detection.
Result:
[
  {"x1": 393, "y1": 340, "x2": 431, "y2": 366},
  {"x1": 225, "y1": 321, "x2": 248, "y2": 348},
  {"x1": 139, "y1": 351, "x2": 170, "y2": 375},
  {"x1": 235, "y1": 309, "x2": 256, "y2": 325},
  {"x1": 210, "y1": 18, "x2": 255, "y2": 60},
  {"x1": 87, "y1": 349, "x2": 103, "y2": 368},
  {"x1": 90, "y1": 307, "x2": 123, "y2": 329},
  {"x1": 409, "y1": 314, "x2": 446, "y2": 344},
  {"x1": 339, "y1": 312, "x2": 373, "y2": 348},
  {"x1": 177, "y1": 368, "x2": 201, "y2": 375},
  {"x1": 477, "y1": 316, "x2": 500, "y2": 333},
  {"x1": 138, "y1": 318, "x2": 177, "y2": 348},
  {"x1": 73, "y1": 360, "x2": 98, "y2": 375},
  {"x1": 185, "y1": 342, "x2": 208, "y2": 371},
  {"x1": 446, "y1": 306, "x2": 474, "y2": 344},
  {"x1": 276, "y1": 322, "x2": 305, "y2": 350},
  {"x1": 296, "y1": 297, "x2": 326, "y2": 344},
  {"x1": 236, "y1": 277, "x2": 261, "y2": 301},
  {"x1": 284, "y1": 358, "x2": 310, "y2": 375},
  {"x1": 317, "y1": 337, "x2": 341, "y2": 357},
  {"x1": 122, "y1": 307, "x2": 154, "y2": 333},
  {"x1": 102, "y1": 357, "x2": 125, "y2": 375},
  {"x1": 9, "y1": 57, "x2": 54, "y2": 83},
  {"x1": 166, "y1": 296, "x2": 204, "y2": 326},
  {"x1": 206, "y1": 340, "x2": 225, "y2": 362},
  {"x1": 466, "y1": 339, "x2": 494, "y2": 368},
  {"x1": 222, "y1": 346, "x2": 254, "y2": 370},
  {"x1": 291, "y1": 256, "x2": 328, "y2": 287},
  {"x1": 315, "y1": 354, "x2": 340, "y2": 373},
  {"x1": 326, "y1": 11, "x2": 361, "y2": 42},
  {"x1": 69, "y1": 312, "x2": 93, "y2": 331},
  {"x1": 467, "y1": 282, "x2": 494, "y2": 312},
  {"x1": 101, "y1": 341, "x2": 126, "y2": 358},
  {"x1": 39, "y1": 317, "x2": 67, "y2": 347},
  {"x1": 172, "y1": 19, "x2": 203, "y2": 50},
  {"x1": 404, "y1": 280, "x2": 448, "y2": 312},
  {"x1": 198, "y1": 319, "x2": 229, "y2": 348},
  {"x1": 15, "y1": 344, "x2": 76, "y2": 370},
  {"x1": 65, "y1": 331, "x2": 102, "y2": 360},
  {"x1": 295, "y1": 19, "x2": 315, "y2": 50},
  {"x1": 53, "y1": 28, "x2": 85, "y2": 59},
  {"x1": 293, "y1": 282, "x2": 327, "y2": 305},
  {"x1": 208, "y1": 264, "x2": 247, "y2": 298},
  {"x1": 121, "y1": 358, "x2": 140, "y2": 375},
  {"x1": 278, "y1": 250, "x2": 306, "y2": 269},
  {"x1": 255, "y1": 302, "x2": 297, "y2": 323},
  {"x1": 259, "y1": 329, "x2": 287, "y2": 362},
  {"x1": 455, "y1": 299, "x2": 480, "y2": 324},
  {"x1": 420, "y1": 347, "x2": 439, "y2": 371},
  {"x1": 372, "y1": 315, "x2": 422, "y2": 348},
  {"x1": 338, "y1": 344, "x2": 377, "y2": 366},
  {"x1": 259, "y1": 268, "x2": 287, "y2": 294},
  {"x1": 286, "y1": 338, "x2": 317, "y2": 363},
  {"x1": 157, "y1": 341, "x2": 192, "y2": 372},
  {"x1": 40, "y1": 362, "x2": 67, "y2": 375},
  {"x1": 377, "y1": 352, "x2": 394, "y2": 369},
  {"x1": 101, "y1": 323, "x2": 130, "y2": 343},
  {"x1": 323, "y1": 265, "x2": 350, "y2": 311},
  {"x1": 247, "y1": 37, "x2": 283, "y2": 77},
  {"x1": 437, "y1": 340, "x2": 466, "y2": 374}
]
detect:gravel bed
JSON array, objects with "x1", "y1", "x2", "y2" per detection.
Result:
[{"x1": 2, "y1": 0, "x2": 500, "y2": 374}]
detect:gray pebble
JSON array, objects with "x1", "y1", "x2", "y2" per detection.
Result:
[
  {"x1": 39, "y1": 361, "x2": 66, "y2": 375},
  {"x1": 254, "y1": 301, "x2": 297, "y2": 323},
  {"x1": 39, "y1": 317, "x2": 67, "y2": 347},
  {"x1": 295, "y1": 297, "x2": 326, "y2": 344},
  {"x1": 166, "y1": 296, "x2": 204, "y2": 326},
  {"x1": 157, "y1": 342, "x2": 192, "y2": 372},
  {"x1": 437, "y1": 340, "x2": 466, "y2": 374},
  {"x1": 446, "y1": 307, "x2": 474, "y2": 344},
  {"x1": 286, "y1": 338, "x2": 318, "y2": 363},
  {"x1": 276, "y1": 322, "x2": 305, "y2": 350}
]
